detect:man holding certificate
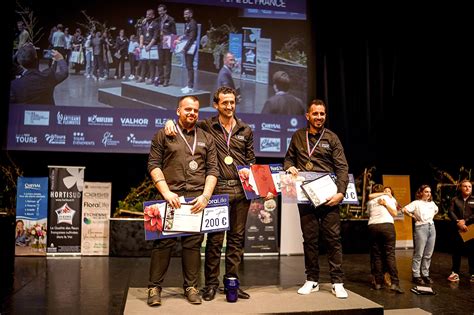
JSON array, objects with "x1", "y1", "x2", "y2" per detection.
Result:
[
  {"x1": 147, "y1": 95, "x2": 218, "y2": 306},
  {"x1": 164, "y1": 86, "x2": 255, "y2": 301},
  {"x1": 284, "y1": 99, "x2": 350, "y2": 299}
]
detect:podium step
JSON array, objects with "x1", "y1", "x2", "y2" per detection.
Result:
[{"x1": 98, "y1": 87, "x2": 167, "y2": 109}]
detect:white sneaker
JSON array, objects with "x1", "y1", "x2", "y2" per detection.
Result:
[
  {"x1": 128, "y1": 74, "x2": 135, "y2": 80},
  {"x1": 332, "y1": 283, "x2": 348, "y2": 299},
  {"x1": 181, "y1": 86, "x2": 189, "y2": 93},
  {"x1": 297, "y1": 280, "x2": 319, "y2": 295}
]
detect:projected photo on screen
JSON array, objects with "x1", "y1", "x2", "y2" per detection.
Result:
[{"x1": 7, "y1": 0, "x2": 309, "y2": 157}]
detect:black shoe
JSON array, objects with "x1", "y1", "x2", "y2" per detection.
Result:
[
  {"x1": 422, "y1": 276, "x2": 433, "y2": 284},
  {"x1": 202, "y1": 286, "x2": 217, "y2": 301},
  {"x1": 185, "y1": 287, "x2": 202, "y2": 304},
  {"x1": 238, "y1": 288, "x2": 250, "y2": 299},
  {"x1": 163, "y1": 81, "x2": 169, "y2": 87},
  {"x1": 147, "y1": 286, "x2": 161, "y2": 306},
  {"x1": 390, "y1": 284, "x2": 404, "y2": 294},
  {"x1": 412, "y1": 277, "x2": 425, "y2": 285}
]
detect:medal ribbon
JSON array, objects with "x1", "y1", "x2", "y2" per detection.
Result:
[
  {"x1": 176, "y1": 123, "x2": 197, "y2": 156},
  {"x1": 219, "y1": 120, "x2": 234, "y2": 152},
  {"x1": 306, "y1": 128, "x2": 326, "y2": 160}
]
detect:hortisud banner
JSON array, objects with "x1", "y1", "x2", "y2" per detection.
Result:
[{"x1": 47, "y1": 166, "x2": 84, "y2": 255}]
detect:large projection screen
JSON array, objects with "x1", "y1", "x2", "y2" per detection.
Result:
[{"x1": 7, "y1": 0, "x2": 309, "y2": 157}]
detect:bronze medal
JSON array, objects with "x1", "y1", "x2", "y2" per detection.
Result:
[
  {"x1": 224, "y1": 156, "x2": 234, "y2": 165},
  {"x1": 305, "y1": 161, "x2": 313, "y2": 170},
  {"x1": 189, "y1": 160, "x2": 198, "y2": 171}
]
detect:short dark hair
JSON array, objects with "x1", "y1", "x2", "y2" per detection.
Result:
[
  {"x1": 158, "y1": 4, "x2": 167, "y2": 11},
  {"x1": 213, "y1": 86, "x2": 236, "y2": 104},
  {"x1": 415, "y1": 184, "x2": 431, "y2": 201},
  {"x1": 16, "y1": 43, "x2": 37, "y2": 69},
  {"x1": 306, "y1": 99, "x2": 326, "y2": 113},
  {"x1": 184, "y1": 8, "x2": 193, "y2": 14},
  {"x1": 272, "y1": 71, "x2": 290, "y2": 92}
]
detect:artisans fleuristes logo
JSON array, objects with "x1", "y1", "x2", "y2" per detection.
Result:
[{"x1": 57, "y1": 111, "x2": 81, "y2": 125}]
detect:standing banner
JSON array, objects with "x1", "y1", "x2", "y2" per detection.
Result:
[
  {"x1": 47, "y1": 166, "x2": 85, "y2": 255},
  {"x1": 81, "y1": 182, "x2": 111, "y2": 256},
  {"x1": 229, "y1": 33, "x2": 243, "y2": 77},
  {"x1": 15, "y1": 177, "x2": 48, "y2": 256},
  {"x1": 256, "y1": 38, "x2": 271, "y2": 84},
  {"x1": 244, "y1": 197, "x2": 279, "y2": 255},
  {"x1": 241, "y1": 27, "x2": 261, "y2": 80}
]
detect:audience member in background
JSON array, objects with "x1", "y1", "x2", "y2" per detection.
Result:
[
  {"x1": 261, "y1": 70, "x2": 305, "y2": 115},
  {"x1": 403, "y1": 184, "x2": 438, "y2": 285},
  {"x1": 367, "y1": 184, "x2": 403, "y2": 293},
  {"x1": 10, "y1": 44, "x2": 68, "y2": 105},
  {"x1": 114, "y1": 29, "x2": 129, "y2": 80},
  {"x1": 127, "y1": 34, "x2": 139, "y2": 80},
  {"x1": 447, "y1": 179, "x2": 474, "y2": 282}
]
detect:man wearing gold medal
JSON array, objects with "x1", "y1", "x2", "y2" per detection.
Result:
[
  {"x1": 165, "y1": 86, "x2": 255, "y2": 301},
  {"x1": 147, "y1": 95, "x2": 219, "y2": 306},
  {"x1": 284, "y1": 99, "x2": 350, "y2": 299}
]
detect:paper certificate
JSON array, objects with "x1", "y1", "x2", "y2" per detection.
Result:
[
  {"x1": 174, "y1": 40, "x2": 197, "y2": 54},
  {"x1": 139, "y1": 45, "x2": 159, "y2": 60},
  {"x1": 460, "y1": 225, "x2": 474, "y2": 242},
  {"x1": 164, "y1": 204, "x2": 201, "y2": 232},
  {"x1": 300, "y1": 174, "x2": 337, "y2": 208}
]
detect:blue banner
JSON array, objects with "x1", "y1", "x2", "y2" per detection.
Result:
[{"x1": 15, "y1": 177, "x2": 48, "y2": 256}]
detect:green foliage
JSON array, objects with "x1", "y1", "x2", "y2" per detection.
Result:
[
  {"x1": 200, "y1": 21, "x2": 238, "y2": 69},
  {"x1": 275, "y1": 37, "x2": 307, "y2": 66},
  {"x1": 115, "y1": 177, "x2": 155, "y2": 217},
  {"x1": 431, "y1": 165, "x2": 471, "y2": 220},
  {"x1": 0, "y1": 153, "x2": 23, "y2": 216}
]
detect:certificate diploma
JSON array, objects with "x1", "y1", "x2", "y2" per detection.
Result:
[
  {"x1": 300, "y1": 174, "x2": 337, "y2": 208},
  {"x1": 164, "y1": 204, "x2": 201, "y2": 232}
]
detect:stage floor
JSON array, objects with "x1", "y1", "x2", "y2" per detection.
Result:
[{"x1": 2, "y1": 250, "x2": 474, "y2": 314}]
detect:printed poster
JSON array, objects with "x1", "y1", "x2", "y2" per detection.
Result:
[
  {"x1": 15, "y1": 177, "x2": 48, "y2": 256},
  {"x1": 81, "y1": 182, "x2": 111, "y2": 256},
  {"x1": 241, "y1": 27, "x2": 261, "y2": 80},
  {"x1": 47, "y1": 166, "x2": 84, "y2": 255}
]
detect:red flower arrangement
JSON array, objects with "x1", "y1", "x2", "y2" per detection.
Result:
[{"x1": 144, "y1": 203, "x2": 163, "y2": 232}]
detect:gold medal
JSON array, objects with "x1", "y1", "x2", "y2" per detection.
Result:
[
  {"x1": 305, "y1": 161, "x2": 313, "y2": 170},
  {"x1": 224, "y1": 156, "x2": 234, "y2": 165},
  {"x1": 189, "y1": 160, "x2": 198, "y2": 171}
]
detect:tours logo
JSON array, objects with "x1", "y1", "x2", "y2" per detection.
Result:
[
  {"x1": 45, "y1": 133, "x2": 66, "y2": 145},
  {"x1": 72, "y1": 132, "x2": 95, "y2": 146},
  {"x1": 24, "y1": 110, "x2": 49, "y2": 126},
  {"x1": 15, "y1": 133, "x2": 37, "y2": 144}
]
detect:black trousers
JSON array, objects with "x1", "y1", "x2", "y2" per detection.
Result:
[
  {"x1": 298, "y1": 203, "x2": 344, "y2": 283},
  {"x1": 451, "y1": 229, "x2": 474, "y2": 275},
  {"x1": 184, "y1": 53, "x2": 194, "y2": 88},
  {"x1": 204, "y1": 184, "x2": 250, "y2": 286},
  {"x1": 368, "y1": 223, "x2": 400, "y2": 285},
  {"x1": 157, "y1": 48, "x2": 172, "y2": 83},
  {"x1": 148, "y1": 190, "x2": 203, "y2": 289}
]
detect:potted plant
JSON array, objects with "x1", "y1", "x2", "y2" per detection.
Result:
[
  {"x1": 0, "y1": 152, "x2": 23, "y2": 288},
  {"x1": 109, "y1": 177, "x2": 155, "y2": 256},
  {"x1": 198, "y1": 21, "x2": 237, "y2": 73}
]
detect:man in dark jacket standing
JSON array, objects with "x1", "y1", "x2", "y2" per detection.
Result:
[{"x1": 156, "y1": 4, "x2": 176, "y2": 87}]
